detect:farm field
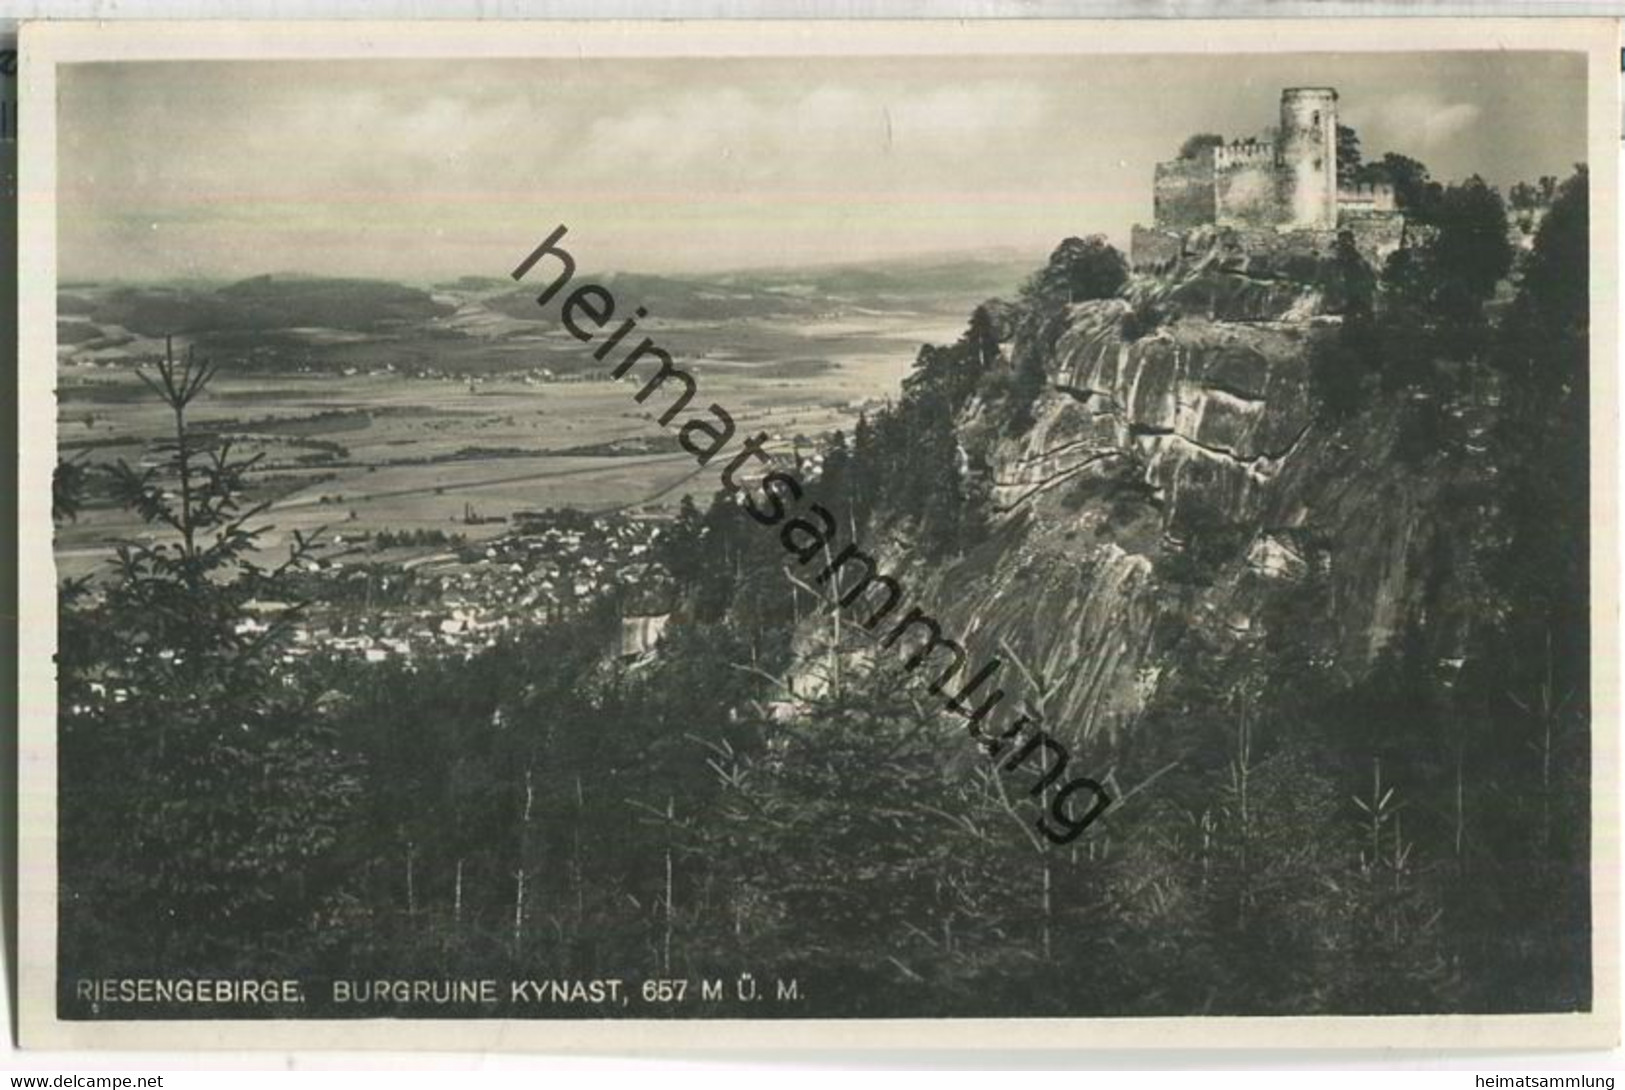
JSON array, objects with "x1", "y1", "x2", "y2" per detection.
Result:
[{"x1": 54, "y1": 284, "x2": 998, "y2": 580}]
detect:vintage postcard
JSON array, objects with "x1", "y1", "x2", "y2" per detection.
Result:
[{"x1": 15, "y1": 18, "x2": 1621, "y2": 1051}]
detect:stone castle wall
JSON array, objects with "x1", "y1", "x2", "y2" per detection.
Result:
[
  {"x1": 1160, "y1": 139, "x2": 1291, "y2": 232},
  {"x1": 1215, "y1": 156, "x2": 1282, "y2": 228},
  {"x1": 1337, "y1": 182, "x2": 1398, "y2": 214},
  {"x1": 1130, "y1": 215, "x2": 1406, "y2": 276},
  {"x1": 1219, "y1": 225, "x2": 1340, "y2": 273},
  {"x1": 1131, "y1": 223, "x2": 1336, "y2": 276},
  {"x1": 1153, "y1": 155, "x2": 1217, "y2": 230},
  {"x1": 1130, "y1": 225, "x2": 1187, "y2": 274}
]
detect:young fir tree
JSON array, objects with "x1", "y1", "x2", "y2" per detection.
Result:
[{"x1": 57, "y1": 338, "x2": 360, "y2": 973}]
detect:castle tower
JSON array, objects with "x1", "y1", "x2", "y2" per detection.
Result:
[{"x1": 1277, "y1": 87, "x2": 1338, "y2": 228}]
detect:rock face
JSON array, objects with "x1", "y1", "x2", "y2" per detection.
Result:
[
  {"x1": 617, "y1": 613, "x2": 671, "y2": 658},
  {"x1": 908, "y1": 243, "x2": 1479, "y2": 753},
  {"x1": 996, "y1": 301, "x2": 1319, "y2": 527}
]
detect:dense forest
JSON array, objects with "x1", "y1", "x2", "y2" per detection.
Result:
[{"x1": 54, "y1": 162, "x2": 1591, "y2": 1018}]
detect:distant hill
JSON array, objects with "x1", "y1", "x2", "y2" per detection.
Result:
[
  {"x1": 57, "y1": 253, "x2": 1037, "y2": 376},
  {"x1": 487, "y1": 254, "x2": 1035, "y2": 324},
  {"x1": 80, "y1": 276, "x2": 455, "y2": 338},
  {"x1": 433, "y1": 275, "x2": 511, "y2": 292},
  {"x1": 486, "y1": 270, "x2": 826, "y2": 324},
  {"x1": 715, "y1": 253, "x2": 1036, "y2": 301}
]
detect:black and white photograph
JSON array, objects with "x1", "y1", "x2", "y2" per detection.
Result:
[{"x1": 15, "y1": 18, "x2": 1619, "y2": 1051}]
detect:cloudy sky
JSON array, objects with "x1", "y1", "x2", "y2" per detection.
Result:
[{"x1": 57, "y1": 50, "x2": 1585, "y2": 283}]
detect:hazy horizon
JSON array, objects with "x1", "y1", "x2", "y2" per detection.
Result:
[
  {"x1": 58, "y1": 51, "x2": 1587, "y2": 283},
  {"x1": 57, "y1": 242, "x2": 1048, "y2": 289}
]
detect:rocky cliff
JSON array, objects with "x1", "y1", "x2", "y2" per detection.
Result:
[{"x1": 893, "y1": 230, "x2": 1488, "y2": 753}]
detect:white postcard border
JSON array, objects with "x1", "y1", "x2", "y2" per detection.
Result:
[{"x1": 16, "y1": 16, "x2": 1622, "y2": 1052}]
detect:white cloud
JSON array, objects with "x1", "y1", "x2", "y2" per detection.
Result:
[
  {"x1": 1360, "y1": 93, "x2": 1482, "y2": 151},
  {"x1": 574, "y1": 79, "x2": 1049, "y2": 186},
  {"x1": 885, "y1": 83, "x2": 1046, "y2": 144}
]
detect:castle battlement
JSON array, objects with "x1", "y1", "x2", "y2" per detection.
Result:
[
  {"x1": 1337, "y1": 181, "x2": 1397, "y2": 213},
  {"x1": 1214, "y1": 140, "x2": 1275, "y2": 168},
  {"x1": 1338, "y1": 181, "x2": 1393, "y2": 198}
]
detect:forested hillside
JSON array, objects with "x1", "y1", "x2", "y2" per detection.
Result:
[{"x1": 55, "y1": 167, "x2": 1592, "y2": 1018}]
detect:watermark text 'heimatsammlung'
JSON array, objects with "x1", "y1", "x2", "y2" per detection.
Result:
[{"x1": 511, "y1": 224, "x2": 1111, "y2": 845}]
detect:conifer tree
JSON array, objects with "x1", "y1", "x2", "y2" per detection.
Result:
[{"x1": 57, "y1": 339, "x2": 359, "y2": 971}]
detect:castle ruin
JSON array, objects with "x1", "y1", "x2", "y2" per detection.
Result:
[{"x1": 1131, "y1": 87, "x2": 1407, "y2": 272}]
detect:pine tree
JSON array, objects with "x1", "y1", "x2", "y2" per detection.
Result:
[{"x1": 58, "y1": 338, "x2": 360, "y2": 972}]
